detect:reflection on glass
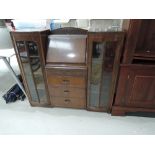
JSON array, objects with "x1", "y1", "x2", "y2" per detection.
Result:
[
  {"x1": 17, "y1": 41, "x2": 39, "y2": 102},
  {"x1": 17, "y1": 41, "x2": 47, "y2": 103},
  {"x1": 100, "y1": 42, "x2": 116, "y2": 109},
  {"x1": 46, "y1": 35, "x2": 87, "y2": 63},
  {"x1": 49, "y1": 40, "x2": 72, "y2": 50},
  {"x1": 26, "y1": 41, "x2": 47, "y2": 103},
  {"x1": 67, "y1": 53, "x2": 76, "y2": 58},
  {"x1": 90, "y1": 42, "x2": 105, "y2": 107},
  {"x1": 89, "y1": 41, "x2": 116, "y2": 109}
]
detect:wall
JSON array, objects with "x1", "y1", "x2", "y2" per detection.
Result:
[
  {"x1": 0, "y1": 27, "x2": 13, "y2": 49},
  {"x1": 47, "y1": 19, "x2": 123, "y2": 32},
  {"x1": 0, "y1": 19, "x2": 123, "y2": 50}
]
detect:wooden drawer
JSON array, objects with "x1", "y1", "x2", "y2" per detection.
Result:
[
  {"x1": 47, "y1": 75, "x2": 86, "y2": 88},
  {"x1": 46, "y1": 67, "x2": 87, "y2": 77},
  {"x1": 51, "y1": 97, "x2": 86, "y2": 109},
  {"x1": 49, "y1": 86, "x2": 86, "y2": 98}
]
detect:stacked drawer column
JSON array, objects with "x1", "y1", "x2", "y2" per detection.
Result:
[{"x1": 46, "y1": 67, "x2": 87, "y2": 109}]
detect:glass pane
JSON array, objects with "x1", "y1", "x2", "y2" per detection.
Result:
[
  {"x1": 100, "y1": 41, "x2": 116, "y2": 108},
  {"x1": 26, "y1": 41, "x2": 47, "y2": 103},
  {"x1": 89, "y1": 42, "x2": 105, "y2": 107},
  {"x1": 16, "y1": 41, "x2": 39, "y2": 102}
]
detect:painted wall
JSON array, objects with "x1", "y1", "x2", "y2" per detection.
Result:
[
  {"x1": 0, "y1": 27, "x2": 13, "y2": 49},
  {"x1": 0, "y1": 19, "x2": 123, "y2": 50},
  {"x1": 47, "y1": 19, "x2": 123, "y2": 32}
]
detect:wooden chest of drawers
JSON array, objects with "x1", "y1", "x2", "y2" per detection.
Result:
[{"x1": 46, "y1": 67, "x2": 87, "y2": 109}]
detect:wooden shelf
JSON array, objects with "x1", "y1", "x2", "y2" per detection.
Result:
[
  {"x1": 134, "y1": 50, "x2": 155, "y2": 58},
  {"x1": 133, "y1": 56, "x2": 155, "y2": 61}
]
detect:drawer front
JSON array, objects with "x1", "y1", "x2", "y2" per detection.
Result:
[
  {"x1": 47, "y1": 75, "x2": 86, "y2": 88},
  {"x1": 46, "y1": 67, "x2": 87, "y2": 77},
  {"x1": 51, "y1": 97, "x2": 86, "y2": 109},
  {"x1": 49, "y1": 86, "x2": 86, "y2": 98}
]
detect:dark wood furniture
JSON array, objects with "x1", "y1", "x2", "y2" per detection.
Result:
[
  {"x1": 10, "y1": 30, "x2": 50, "y2": 106},
  {"x1": 112, "y1": 20, "x2": 155, "y2": 116},
  {"x1": 10, "y1": 27, "x2": 125, "y2": 112},
  {"x1": 46, "y1": 66, "x2": 87, "y2": 108},
  {"x1": 45, "y1": 28, "x2": 88, "y2": 109},
  {"x1": 123, "y1": 20, "x2": 155, "y2": 63},
  {"x1": 87, "y1": 32, "x2": 125, "y2": 112}
]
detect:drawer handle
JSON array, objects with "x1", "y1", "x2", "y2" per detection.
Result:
[
  {"x1": 64, "y1": 90, "x2": 70, "y2": 96},
  {"x1": 63, "y1": 80, "x2": 69, "y2": 82},
  {"x1": 62, "y1": 79, "x2": 70, "y2": 84},
  {"x1": 64, "y1": 99, "x2": 70, "y2": 104},
  {"x1": 64, "y1": 90, "x2": 70, "y2": 92}
]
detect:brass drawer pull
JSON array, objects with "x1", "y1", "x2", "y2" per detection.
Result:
[
  {"x1": 64, "y1": 90, "x2": 70, "y2": 96},
  {"x1": 62, "y1": 79, "x2": 70, "y2": 84},
  {"x1": 63, "y1": 79, "x2": 69, "y2": 82},
  {"x1": 64, "y1": 99, "x2": 70, "y2": 104},
  {"x1": 64, "y1": 90, "x2": 70, "y2": 92}
]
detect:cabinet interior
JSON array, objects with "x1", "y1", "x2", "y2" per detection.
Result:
[{"x1": 135, "y1": 20, "x2": 155, "y2": 58}]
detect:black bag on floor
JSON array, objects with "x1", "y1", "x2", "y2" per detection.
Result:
[{"x1": 2, "y1": 75, "x2": 26, "y2": 103}]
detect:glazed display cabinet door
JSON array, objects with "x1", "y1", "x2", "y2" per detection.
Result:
[
  {"x1": 87, "y1": 33, "x2": 124, "y2": 112},
  {"x1": 15, "y1": 40, "x2": 48, "y2": 106}
]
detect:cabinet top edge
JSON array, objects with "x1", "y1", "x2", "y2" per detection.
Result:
[
  {"x1": 88, "y1": 31, "x2": 125, "y2": 34},
  {"x1": 10, "y1": 29, "x2": 50, "y2": 33}
]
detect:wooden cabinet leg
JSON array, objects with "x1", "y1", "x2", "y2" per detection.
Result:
[{"x1": 111, "y1": 109, "x2": 126, "y2": 116}]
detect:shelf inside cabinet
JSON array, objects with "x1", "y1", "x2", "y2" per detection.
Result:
[
  {"x1": 134, "y1": 50, "x2": 155, "y2": 58},
  {"x1": 133, "y1": 56, "x2": 155, "y2": 61},
  {"x1": 132, "y1": 59, "x2": 155, "y2": 65}
]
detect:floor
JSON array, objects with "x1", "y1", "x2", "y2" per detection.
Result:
[{"x1": 0, "y1": 50, "x2": 155, "y2": 134}]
